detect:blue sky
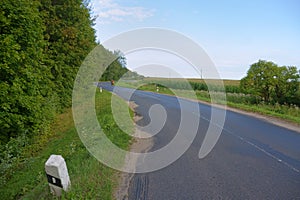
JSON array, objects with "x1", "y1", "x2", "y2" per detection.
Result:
[{"x1": 90, "y1": 0, "x2": 300, "y2": 79}]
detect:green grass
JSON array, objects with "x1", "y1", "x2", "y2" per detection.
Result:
[
  {"x1": 0, "y1": 90, "x2": 133, "y2": 199},
  {"x1": 226, "y1": 102, "x2": 300, "y2": 124},
  {"x1": 195, "y1": 92, "x2": 299, "y2": 124}
]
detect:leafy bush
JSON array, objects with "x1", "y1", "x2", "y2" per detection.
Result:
[
  {"x1": 0, "y1": 0, "x2": 98, "y2": 144},
  {"x1": 0, "y1": 133, "x2": 29, "y2": 186},
  {"x1": 240, "y1": 60, "x2": 300, "y2": 105}
]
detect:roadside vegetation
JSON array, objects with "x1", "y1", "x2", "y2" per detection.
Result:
[
  {"x1": 0, "y1": 0, "x2": 133, "y2": 198},
  {"x1": 1, "y1": 0, "x2": 299, "y2": 198},
  {"x1": 116, "y1": 60, "x2": 300, "y2": 124},
  {"x1": 0, "y1": 90, "x2": 133, "y2": 199}
]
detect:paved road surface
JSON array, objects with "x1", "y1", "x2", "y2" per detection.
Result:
[{"x1": 99, "y1": 82, "x2": 300, "y2": 199}]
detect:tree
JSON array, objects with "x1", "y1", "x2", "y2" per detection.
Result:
[
  {"x1": 39, "y1": 0, "x2": 97, "y2": 108},
  {"x1": 100, "y1": 51, "x2": 129, "y2": 81},
  {"x1": 0, "y1": 0, "x2": 98, "y2": 143},
  {"x1": 241, "y1": 60, "x2": 277, "y2": 102},
  {"x1": 0, "y1": 0, "x2": 54, "y2": 143},
  {"x1": 241, "y1": 60, "x2": 300, "y2": 104},
  {"x1": 274, "y1": 66, "x2": 299, "y2": 104}
]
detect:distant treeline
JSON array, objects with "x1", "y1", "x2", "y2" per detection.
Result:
[
  {"x1": 0, "y1": 0, "x2": 127, "y2": 145},
  {"x1": 100, "y1": 53, "x2": 144, "y2": 81}
]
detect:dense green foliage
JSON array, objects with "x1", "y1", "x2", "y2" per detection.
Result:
[
  {"x1": 0, "y1": 0, "x2": 136, "y2": 188},
  {"x1": 0, "y1": 0, "x2": 54, "y2": 143},
  {"x1": 0, "y1": 0, "x2": 97, "y2": 151},
  {"x1": 100, "y1": 51, "x2": 144, "y2": 81},
  {"x1": 240, "y1": 60, "x2": 300, "y2": 105},
  {"x1": 100, "y1": 52, "x2": 129, "y2": 81},
  {"x1": 40, "y1": 0, "x2": 97, "y2": 108}
]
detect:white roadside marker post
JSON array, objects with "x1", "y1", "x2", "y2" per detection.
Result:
[
  {"x1": 100, "y1": 87, "x2": 103, "y2": 93},
  {"x1": 45, "y1": 155, "x2": 71, "y2": 196}
]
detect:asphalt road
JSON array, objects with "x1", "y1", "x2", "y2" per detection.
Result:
[{"x1": 99, "y1": 82, "x2": 300, "y2": 199}]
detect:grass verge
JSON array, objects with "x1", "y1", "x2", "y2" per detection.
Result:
[
  {"x1": 118, "y1": 82, "x2": 300, "y2": 125},
  {"x1": 0, "y1": 90, "x2": 133, "y2": 199}
]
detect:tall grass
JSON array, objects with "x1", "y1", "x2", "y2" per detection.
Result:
[{"x1": 0, "y1": 90, "x2": 133, "y2": 199}]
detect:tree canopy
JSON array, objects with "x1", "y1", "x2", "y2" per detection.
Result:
[
  {"x1": 0, "y1": 0, "x2": 51, "y2": 142},
  {"x1": 0, "y1": 0, "x2": 137, "y2": 144},
  {"x1": 240, "y1": 60, "x2": 300, "y2": 105},
  {"x1": 0, "y1": 0, "x2": 99, "y2": 144}
]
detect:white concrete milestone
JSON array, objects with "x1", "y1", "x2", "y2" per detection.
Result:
[{"x1": 45, "y1": 155, "x2": 71, "y2": 196}]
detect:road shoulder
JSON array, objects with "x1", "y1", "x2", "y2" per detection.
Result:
[{"x1": 114, "y1": 101, "x2": 153, "y2": 200}]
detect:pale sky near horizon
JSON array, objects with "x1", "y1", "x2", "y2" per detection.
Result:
[{"x1": 90, "y1": 0, "x2": 300, "y2": 80}]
